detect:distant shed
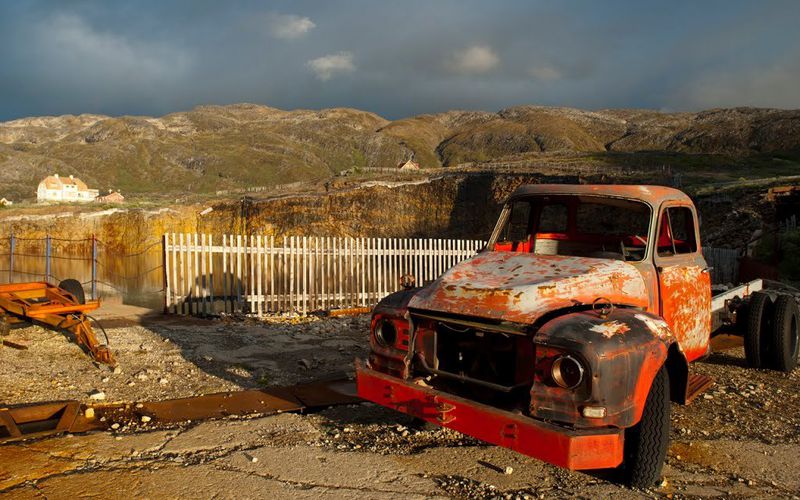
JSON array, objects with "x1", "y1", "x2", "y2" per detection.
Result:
[
  {"x1": 397, "y1": 159, "x2": 420, "y2": 171},
  {"x1": 96, "y1": 190, "x2": 125, "y2": 204}
]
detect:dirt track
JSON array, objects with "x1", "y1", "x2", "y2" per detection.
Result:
[{"x1": 1, "y1": 313, "x2": 799, "y2": 499}]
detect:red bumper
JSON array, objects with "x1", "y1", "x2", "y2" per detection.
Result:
[{"x1": 356, "y1": 361, "x2": 623, "y2": 471}]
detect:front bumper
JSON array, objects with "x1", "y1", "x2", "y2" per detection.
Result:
[{"x1": 356, "y1": 360, "x2": 623, "y2": 471}]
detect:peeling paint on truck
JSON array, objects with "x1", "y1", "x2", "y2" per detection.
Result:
[{"x1": 409, "y1": 252, "x2": 649, "y2": 324}]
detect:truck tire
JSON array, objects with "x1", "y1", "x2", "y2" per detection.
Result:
[
  {"x1": 771, "y1": 295, "x2": 799, "y2": 372},
  {"x1": 58, "y1": 279, "x2": 86, "y2": 305},
  {"x1": 745, "y1": 292, "x2": 771, "y2": 368},
  {"x1": 622, "y1": 365, "x2": 670, "y2": 488}
]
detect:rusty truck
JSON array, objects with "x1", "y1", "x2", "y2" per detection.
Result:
[{"x1": 356, "y1": 184, "x2": 799, "y2": 487}]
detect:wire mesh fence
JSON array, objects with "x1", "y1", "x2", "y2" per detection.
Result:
[{"x1": 0, "y1": 235, "x2": 164, "y2": 308}]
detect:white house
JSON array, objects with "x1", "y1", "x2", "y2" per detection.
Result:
[{"x1": 37, "y1": 174, "x2": 99, "y2": 203}]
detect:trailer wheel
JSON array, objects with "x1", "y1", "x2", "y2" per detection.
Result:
[
  {"x1": 744, "y1": 292, "x2": 772, "y2": 368},
  {"x1": 58, "y1": 279, "x2": 86, "y2": 305},
  {"x1": 622, "y1": 365, "x2": 670, "y2": 488},
  {"x1": 771, "y1": 295, "x2": 799, "y2": 372}
]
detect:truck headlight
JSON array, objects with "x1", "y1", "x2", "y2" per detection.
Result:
[
  {"x1": 375, "y1": 319, "x2": 397, "y2": 347},
  {"x1": 551, "y1": 355, "x2": 584, "y2": 389}
]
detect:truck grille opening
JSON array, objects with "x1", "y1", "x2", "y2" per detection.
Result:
[
  {"x1": 436, "y1": 322, "x2": 519, "y2": 386},
  {"x1": 418, "y1": 319, "x2": 534, "y2": 410}
]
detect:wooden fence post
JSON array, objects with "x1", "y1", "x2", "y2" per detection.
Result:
[
  {"x1": 163, "y1": 234, "x2": 170, "y2": 313},
  {"x1": 44, "y1": 235, "x2": 51, "y2": 283}
]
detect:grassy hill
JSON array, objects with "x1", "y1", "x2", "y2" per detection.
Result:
[{"x1": 1, "y1": 103, "x2": 799, "y2": 201}]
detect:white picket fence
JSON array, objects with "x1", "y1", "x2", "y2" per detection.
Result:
[
  {"x1": 163, "y1": 234, "x2": 740, "y2": 317},
  {"x1": 163, "y1": 234, "x2": 485, "y2": 316}
]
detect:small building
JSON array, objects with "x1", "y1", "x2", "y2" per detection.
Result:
[
  {"x1": 37, "y1": 174, "x2": 99, "y2": 203},
  {"x1": 96, "y1": 190, "x2": 125, "y2": 204},
  {"x1": 0, "y1": 198, "x2": 12, "y2": 207},
  {"x1": 397, "y1": 159, "x2": 420, "y2": 171}
]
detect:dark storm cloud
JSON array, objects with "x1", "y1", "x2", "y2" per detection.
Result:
[{"x1": 0, "y1": 0, "x2": 799, "y2": 121}]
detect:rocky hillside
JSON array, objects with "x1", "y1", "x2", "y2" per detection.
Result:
[{"x1": 1, "y1": 104, "x2": 799, "y2": 201}]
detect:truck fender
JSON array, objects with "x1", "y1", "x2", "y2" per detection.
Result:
[
  {"x1": 373, "y1": 288, "x2": 420, "y2": 316},
  {"x1": 533, "y1": 308, "x2": 684, "y2": 428}
]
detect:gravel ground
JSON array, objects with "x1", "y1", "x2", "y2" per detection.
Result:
[
  {"x1": 1, "y1": 314, "x2": 799, "y2": 499},
  {"x1": 0, "y1": 314, "x2": 369, "y2": 404}
]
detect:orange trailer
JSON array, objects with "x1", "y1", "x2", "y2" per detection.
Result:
[{"x1": 0, "y1": 280, "x2": 114, "y2": 366}]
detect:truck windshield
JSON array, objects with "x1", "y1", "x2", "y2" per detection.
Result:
[{"x1": 492, "y1": 195, "x2": 651, "y2": 262}]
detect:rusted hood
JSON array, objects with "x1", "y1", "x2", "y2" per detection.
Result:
[{"x1": 408, "y1": 252, "x2": 649, "y2": 325}]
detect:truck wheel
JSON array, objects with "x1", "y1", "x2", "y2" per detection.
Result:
[
  {"x1": 622, "y1": 365, "x2": 670, "y2": 488},
  {"x1": 58, "y1": 279, "x2": 86, "y2": 305},
  {"x1": 745, "y1": 292, "x2": 772, "y2": 368},
  {"x1": 771, "y1": 295, "x2": 799, "y2": 372}
]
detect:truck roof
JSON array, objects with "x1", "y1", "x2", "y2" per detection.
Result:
[{"x1": 508, "y1": 184, "x2": 693, "y2": 207}]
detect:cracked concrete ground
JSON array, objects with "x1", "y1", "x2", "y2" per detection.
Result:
[{"x1": 1, "y1": 312, "x2": 799, "y2": 498}]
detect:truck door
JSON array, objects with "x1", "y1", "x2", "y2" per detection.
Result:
[{"x1": 654, "y1": 205, "x2": 711, "y2": 362}]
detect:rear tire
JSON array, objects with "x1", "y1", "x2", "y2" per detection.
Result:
[
  {"x1": 771, "y1": 295, "x2": 799, "y2": 372},
  {"x1": 745, "y1": 292, "x2": 771, "y2": 368},
  {"x1": 58, "y1": 279, "x2": 86, "y2": 305},
  {"x1": 622, "y1": 365, "x2": 670, "y2": 488}
]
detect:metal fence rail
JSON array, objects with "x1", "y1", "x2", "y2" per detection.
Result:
[
  {"x1": 0, "y1": 235, "x2": 164, "y2": 306},
  {"x1": 163, "y1": 234, "x2": 485, "y2": 316}
]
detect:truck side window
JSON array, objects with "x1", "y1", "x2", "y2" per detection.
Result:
[
  {"x1": 538, "y1": 204, "x2": 568, "y2": 233},
  {"x1": 657, "y1": 207, "x2": 697, "y2": 256},
  {"x1": 500, "y1": 201, "x2": 532, "y2": 243}
]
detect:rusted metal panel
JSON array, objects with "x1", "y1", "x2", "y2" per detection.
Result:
[
  {"x1": 0, "y1": 379, "x2": 359, "y2": 444},
  {"x1": 126, "y1": 390, "x2": 304, "y2": 424},
  {"x1": 409, "y1": 252, "x2": 649, "y2": 324},
  {"x1": 357, "y1": 361, "x2": 624, "y2": 471},
  {"x1": 657, "y1": 264, "x2": 712, "y2": 361},
  {"x1": 650, "y1": 201, "x2": 712, "y2": 361},
  {"x1": 684, "y1": 374, "x2": 714, "y2": 404},
  {"x1": 287, "y1": 378, "x2": 360, "y2": 408},
  {"x1": 0, "y1": 402, "x2": 88, "y2": 441}
]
